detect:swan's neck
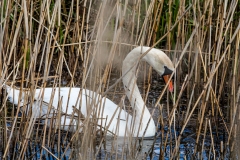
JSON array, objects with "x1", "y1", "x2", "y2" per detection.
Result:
[{"x1": 122, "y1": 47, "x2": 155, "y2": 136}]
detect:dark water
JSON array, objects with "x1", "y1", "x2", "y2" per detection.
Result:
[
  {"x1": 0, "y1": 122, "x2": 230, "y2": 160},
  {"x1": 0, "y1": 95, "x2": 231, "y2": 159}
]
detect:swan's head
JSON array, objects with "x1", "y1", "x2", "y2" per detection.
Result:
[
  {"x1": 140, "y1": 47, "x2": 174, "y2": 92},
  {"x1": 122, "y1": 46, "x2": 174, "y2": 92}
]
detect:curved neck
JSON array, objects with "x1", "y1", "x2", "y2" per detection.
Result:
[{"x1": 122, "y1": 47, "x2": 155, "y2": 136}]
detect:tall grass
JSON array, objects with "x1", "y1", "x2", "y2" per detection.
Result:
[{"x1": 0, "y1": 0, "x2": 239, "y2": 159}]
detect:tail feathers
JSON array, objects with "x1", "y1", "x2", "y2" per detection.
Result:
[
  {"x1": 4, "y1": 85, "x2": 23, "y2": 106},
  {"x1": 4, "y1": 84, "x2": 12, "y2": 94}
]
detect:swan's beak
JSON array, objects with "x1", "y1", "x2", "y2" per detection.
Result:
[{"x1": 163, "y1": 75, "x2": 173, "y2": 92}]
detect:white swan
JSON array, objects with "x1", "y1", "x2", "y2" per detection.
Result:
[{"x1": 5, "y1": 46, "x2": 174, "y2": 137}]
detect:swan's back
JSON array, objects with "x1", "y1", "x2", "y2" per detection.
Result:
[
  {"x1": 37, "y1": 88, "x2": 131, "y2": 135},
  {"x1": 7, "y1": 87, "x2": 131, "y2": 136},
  {"x1": 34, "y1": 88, "x2": 120, "y2": 116}
]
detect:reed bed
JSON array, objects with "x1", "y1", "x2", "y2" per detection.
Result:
[{"x1": 0, "y1": 0, "x2": 239, "y2": 159}]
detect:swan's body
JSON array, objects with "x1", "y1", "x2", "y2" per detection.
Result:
[{"x1": 5, "y1": 46, "x2": 174, "y2": 137}]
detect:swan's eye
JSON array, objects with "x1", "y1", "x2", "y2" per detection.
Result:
[{"x1": 162, "y1": 66, "x2": 173, "y2": 76}]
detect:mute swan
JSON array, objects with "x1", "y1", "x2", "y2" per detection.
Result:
[{"x1": 5, "y1": 46, "x2": 174, "y2": 137}]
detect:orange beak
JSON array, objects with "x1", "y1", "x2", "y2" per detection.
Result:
[{"x1": 163, "y1": 75, "x2": 173, "y2": 92}]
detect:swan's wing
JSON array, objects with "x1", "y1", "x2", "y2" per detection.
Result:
[
  {"x1": 33, "y1": 88, "x2": 96, "y2": 115},
  {"x1": 33, "y1": 87, "x2": 131, "y2": 135},
  {"x1": 33, "y1": 88, "x2": 78, "y2": 115}
]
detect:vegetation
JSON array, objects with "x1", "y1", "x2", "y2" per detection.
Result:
[{"x1": 0, "y1": 0, "x2": 239, "y2": 159}]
